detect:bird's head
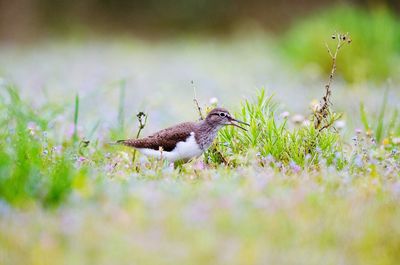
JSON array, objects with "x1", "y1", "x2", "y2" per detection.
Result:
[{"x1": 205, "y1": 108, "x2": 249, "y2": 130}]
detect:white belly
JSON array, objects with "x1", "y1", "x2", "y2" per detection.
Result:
[{"x1": 137, "y1": 133, "x2": 203, "y2": 162}]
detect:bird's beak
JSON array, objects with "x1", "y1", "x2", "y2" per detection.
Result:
[{"x1": 228, "y1": 117, "x2": 250, "y2": 131}]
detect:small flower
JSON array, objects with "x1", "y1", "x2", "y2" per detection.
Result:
[
  {"x1": 27, "y1": 121, "x2": 38, "y2": 135},
  {"x1": 392, "y1": 138, "x2": 400, "y2": 145},
  {"x1": 209, "y1": 97, "x2": 218, "y2": 105},
  {"x1": 52, "y1": 145, "x2": 63, "y2": 155},
  {"x1": 382, "y1": 138, "x2": 390, "y2": 146},
  {"x1": 289, "y1": 161, "x2": 301, "y2": 173},
  {"x1": 280, "y1": 111, "x2": 290, "y2": 119},
  {"x1": 335, "y1": 120, "x2": 346, "y2": 130},
  {"x1": 193, "y1": 160, "x2": 205, "y2": 170},
  {"x1": 354, "y1": 155, "x2": 363, "y2": 167},
  {"x1": 302, "y1": 119, "x2": 311, "y2": 127},
  {"x1": 291, "y1": 114, "x2": 304, "y2": 125},
  {"x1": 355, "y1": 128, "x2": 362, "y2": 134},
  {"x1": 310, "y1": 99, "x2": 320, "y2": 112},
  {"x1": 76, "y1": 156, "x2": 87, "y2": 166},
  {"x1": 104, "y1": 163, "x2": 115, "y2": 172}
]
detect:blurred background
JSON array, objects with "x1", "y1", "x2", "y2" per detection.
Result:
[
  {"x1": 0, "y1": 0, "x2": 399, "y2": 40},
  {"x1": 0, "y1": 0, "x2": 399, "y2": 134}
]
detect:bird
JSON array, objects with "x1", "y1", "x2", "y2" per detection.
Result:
[{"x1": 116, "y1": 108, "x2": 249, "y2": 162}]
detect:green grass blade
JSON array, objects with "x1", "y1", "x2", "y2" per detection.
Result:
[
  {"x1": 118, "y1": 79, "x2": 126, "y2": 132},
  {"x1": 88, "y1": 119, "x2": 101, "y2": 139},
  {"x1": 375, "y1": 88, "x2": 388, "y2": 142},
  {"x1": 359, "y1": 103, "x2": 369, "y2": 130},
  {"x1": 387, "y1": 109, "x2": 398, "y2": 136},
  {"x1": 73, "y1": 93, "x2": 79, "y2": 143}
]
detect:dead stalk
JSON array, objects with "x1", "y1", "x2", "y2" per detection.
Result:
[
  {"x1": 314, "y1": 32, "x2": 351, "y2": 131},
  {"x1": 191, "y1": 82, "x2": 226, "y2": 165},
  {"x1": 192, "y1": 81, "x2": 204, "y2": 120},
  {"x1": 132, "y1": 112, "x2": 147, "y2": 165}
]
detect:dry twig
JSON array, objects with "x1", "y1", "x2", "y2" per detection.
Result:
[
  {"x1": 191, "y1": 82, "x2": 227, "y2": 164},
  {"x1": 314, "y1": 32, "x2": 351, "y2": 131},
  {"x1": 132, "y1": 111, "x2": 147, "y2": 165},
  {"x1": 192, "y1": 81, "x2": 204, "y2": 120}
]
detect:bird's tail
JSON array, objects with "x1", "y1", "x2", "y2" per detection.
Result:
[{"x1": 107, "y1": 140, "x2": 127, "y2": 146}]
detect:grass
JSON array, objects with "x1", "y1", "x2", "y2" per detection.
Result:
[
  {"x1": 0, "y1": 85, "x2": 91, "y2": 208},
  {"x1": 72, "y1": 93, "x2": 80, "y2": 144},
  {"x1": 360, "y1": 87, "x2": 400, "y2": 144},
  {"x1": 207, "y1": 89, "x2": 343, "y2": 169},
  {"x1": 0, "y1": 83, "x2": 398, "y2": 265},
  {"x1": 0, "y1": 35, "x2": 399, "y2": 264}
]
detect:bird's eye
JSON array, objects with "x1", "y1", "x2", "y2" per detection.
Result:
[{"x1": 219, "y1": 112, "x2": 226, "y2": 117}]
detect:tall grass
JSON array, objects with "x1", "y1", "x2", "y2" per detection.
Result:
[
  {"x1": 0, "y1": 84, "x2": 395, "y2": 210},
  {"x1": 72, "y1": 93, "x2": 80, "y2": 144},
  {"x1": 359, "y1": 88, "x2": 399, "y2": 144},
  {"x1": 118, "y1": 79, "x2": 126, "y2": 132},
  {"x1": 0, "y1": 85, "x2": 88, "y2": 208},
  {"x1": 207, "y1": 89, "x2": 343, "y2": 168}
]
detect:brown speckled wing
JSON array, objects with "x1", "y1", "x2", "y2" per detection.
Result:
[{"x1": 120, "y1": 122, "x2": 196, "y2": 152}]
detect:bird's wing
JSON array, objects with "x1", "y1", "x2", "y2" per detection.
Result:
[{"x1": 120, "y1": 122, "x2": 196, "y2": 151}]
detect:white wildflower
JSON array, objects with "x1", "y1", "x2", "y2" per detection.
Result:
[
  {"x1": 292, "y1": 114, "x2": 304, "y2": 124},
  {"x1": 209, "y1": 97, "x2": 218, "y2": 105},
  {"x1": 280, "y1": 111, "x2": 290, "y2": 119},
  {"x1": 335, "y1": 120, "x2": 346, "y2": 130}
]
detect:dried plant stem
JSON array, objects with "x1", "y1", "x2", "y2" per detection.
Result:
[
  {"x1": 314, "y1": 33, "x2": 351, "y2": 131},
  {"x1": 135, "y1": 112, "x2": 147, "y2": 139},
  {"x1": 132, "y1": 112, "x2": 147, "y2": 165},
  {"x1": 192, "y1": 81, "x2": 204, "y2": 120},
  {"x1": 191, "y1": 82, "x2": 226, "y2": 165}
]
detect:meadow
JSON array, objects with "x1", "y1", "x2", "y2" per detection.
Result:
[{"x1": 0, "y1": 8, "x2": 400, "y2": 265}]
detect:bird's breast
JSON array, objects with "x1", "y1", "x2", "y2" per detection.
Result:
[
  {"x1": 173, "y1": 132, "x2": 203, "y2": 158},
  {"x1": 196, "y1": 129, "x2": 219, "y2": 150}
]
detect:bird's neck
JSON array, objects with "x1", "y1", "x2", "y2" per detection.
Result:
[{"x1": 195, "y1": 120, "x2": 222, "y2": 150}]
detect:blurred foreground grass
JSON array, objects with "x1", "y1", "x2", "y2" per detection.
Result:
[{"x1": 1, "y1": 167, "x2": 399, "y2": 265}]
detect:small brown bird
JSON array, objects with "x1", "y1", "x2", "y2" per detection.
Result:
[{"x1": 117, "y1": 108, "x2": 249, "y2": 162}]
